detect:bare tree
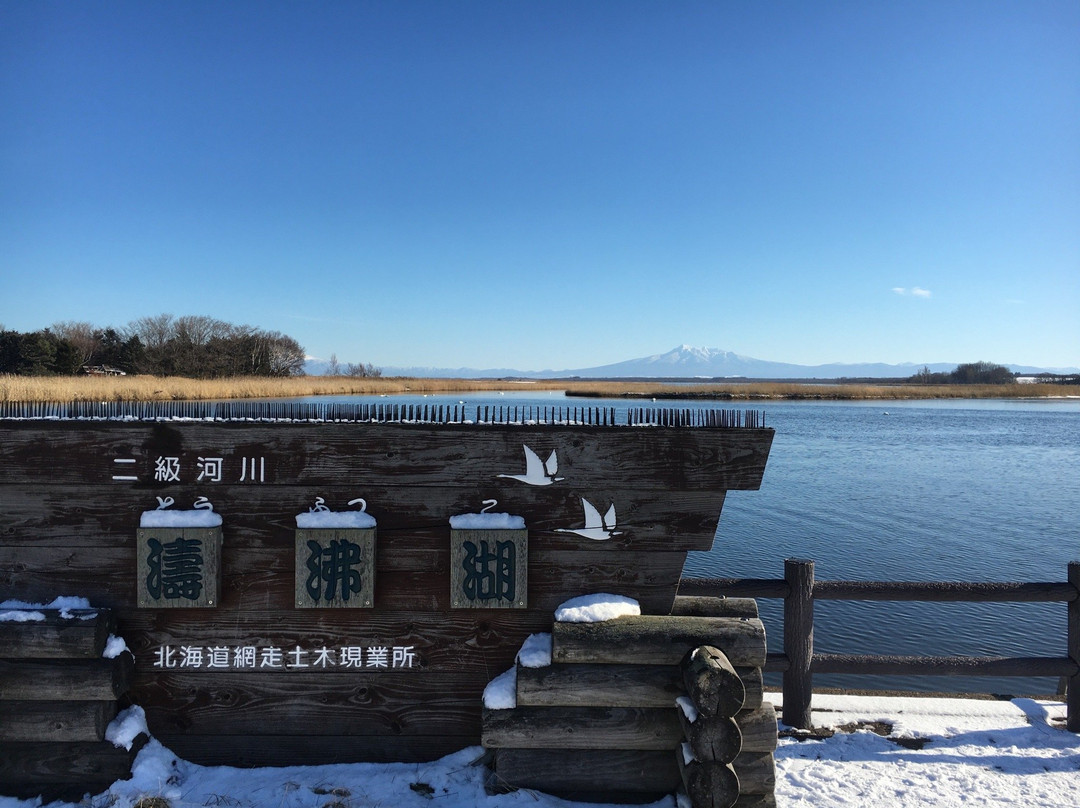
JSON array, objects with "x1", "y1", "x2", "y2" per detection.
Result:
[
  {"x1": 325, "y1": 354, "x2": 341, "y2": 376},
  {"x1": 50, "y1": 321, "x2": 100, "y2": 367}
]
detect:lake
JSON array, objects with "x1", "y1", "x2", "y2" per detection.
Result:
[{"x1": 295, "y1": 390, "x2": 1080, "y2": 695}]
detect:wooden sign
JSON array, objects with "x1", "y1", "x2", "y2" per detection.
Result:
[
  {"x1": 450, "y1": 528, "x2": 528, "y2": 609},
  {"x1": 295, "y1": 528, "x2": 376, "y2": 608},
  {"x1": 136, "y1": 526, "x2": 221, "y2": 609}
]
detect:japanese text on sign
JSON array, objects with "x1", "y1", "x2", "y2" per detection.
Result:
[{"x1": 153, "y1": 644, "x2": 418, "y2": 670}]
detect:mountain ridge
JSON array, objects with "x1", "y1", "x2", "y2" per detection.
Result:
[{"x1": 306, "y1": 345, "x2": 1078, "y2": 379}]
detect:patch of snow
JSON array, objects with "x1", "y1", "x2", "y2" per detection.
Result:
[
  {"x1": 449, "y1": 512, "x2": 526, "y2": 529},
  {"x1": 0, "y1": 609, "x2": 45, "y2": 622},
  {"x1": 516, "y1": 633, "x2": 552, "y2": 668},
  {"x1": 483, "y1": 668, "x2": 517, "y2": 710},
  {"x1": 103, "y1": 634, "x2": 130, "y2": 659},
  {"x1": 296, "y1": 510, "x2": 377, "y2": 528},
  {"x1": 105, "y1": 706, "x2": 148, "y2": 751},
  {"x1": 555, "y1": 593, "x2": 640, "y2": 623},
  {"x1": 0, "y1": 695, "x2": 1076, "y2": 808},
  {"x1": 676, "y1": 696, "x2": 698, "y2": 724},
  {"x1": 680, "y1": 742, "x2": 695, "y2": 765},
  {"x1": 140, "y1": 509, "x2": 222, "y2": 527}
]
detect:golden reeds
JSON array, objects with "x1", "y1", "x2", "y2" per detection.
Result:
[{"x1": 0, "y1": 374, "x2": 1069, "y2": 403}]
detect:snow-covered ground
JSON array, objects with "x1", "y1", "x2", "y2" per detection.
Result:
[{"x1": 2, "y1": 694, "x2": 1077, "y2": 808}]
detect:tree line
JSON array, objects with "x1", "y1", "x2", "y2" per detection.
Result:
[
  {"x1": 0, "y1": 315, "x2": 307, "y2": 378},
  {"x1": 908, "y1": 361, "x2": 1016, "y2": 385}
]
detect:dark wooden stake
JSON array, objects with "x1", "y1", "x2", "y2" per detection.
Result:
[
  {"x1": 1068, "y1": 561, "x2": 1079, "y2": 732},
  {"x1": 783, "y1": 559, "x2": 814, "y2": 730}
]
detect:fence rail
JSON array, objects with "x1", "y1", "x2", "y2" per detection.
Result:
[{"x1": 679, "y1": 559, "x2": 1080, "y2": 732}]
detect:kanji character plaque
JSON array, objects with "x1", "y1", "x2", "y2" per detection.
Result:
[
  {"x1": 450, "y1": 528, "x2": 528, "y2": 609},
  {"x1": 295, "y1": 528, "x2": 376, "y2": 608},
  {"x1": 136, "y1": 526, "x2": 222, "y2": 608}
]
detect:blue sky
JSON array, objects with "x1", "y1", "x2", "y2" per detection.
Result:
[{"x1": 2, "y1": 1, "x2": 1077, "y2": 371}]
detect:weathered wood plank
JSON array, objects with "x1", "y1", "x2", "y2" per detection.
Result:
[
  {"x1": 0, "y1": 736, "x2": 146, "y2": 794},
  {"x1": 153, "y1": 733, "x2": 478, "y2": 767},
  {"x1": 482, "y1": 706, "x2": 682, "y2": 750},
  {"x1": 494, "y1": 748, "x2": 679, "y2": 795},
  {"x1": 515, "y1": 663, "x2": 763, "y2": 710},
  {"x1": 0, "y1": 610, "x2": 114, "y2": 659},
  {"x1": 0, "y1": 422, "x2": 774, "y2": 491},
  {"x1": 118, "y1": 608, "x2": 553, "y2": 676},
  {"x1": 494, "y1": 748, "x2": 773, "y2": 798},
  {"x1": 671, "y1": 596, "x2": 759, "y2": 618},
  {"x1": 516, "y1": 663, "x2": 686, "y2": 708},
  {"x1": 0, "y1": 700, "x2": 117, "y2": 742},
  {"x1": 136, "y1": 670, "x2": 489, "y2": 737},
  {"x1": 0, "y1": 655, "x2": 133, "y2": 700},
  {"x1": 553, "y1": 617, "x2": 767, "y2": 668},
  {"x1": 0, "y1": 485, "x2": 728, "y2": 551},
  {"x1": 682, "y1": 646, "x2": 745, "y2": 718},
  {"x1": 2, "y1": 547, "x2": 686, "y2": 615}
]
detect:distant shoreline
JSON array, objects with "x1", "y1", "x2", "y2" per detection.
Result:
[{"x1": 1, "y1": 374, "x2": 1073, "y2": 403}]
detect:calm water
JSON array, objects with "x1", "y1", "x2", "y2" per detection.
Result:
[{"x1": 298, "y1": 391, "x2": 1080, "y2": 694}]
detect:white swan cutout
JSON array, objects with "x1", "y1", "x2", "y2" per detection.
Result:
[
  {"x1": 555, "y1": 497, "x2": 622, "y2": 541},
  {"x1": 497, "y1": 445, "x2": 564, "y2": 486}
]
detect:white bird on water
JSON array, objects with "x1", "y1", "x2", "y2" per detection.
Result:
[
  {"x1": 556, "y1": 497, "x2": 622, "y2": 541},
  {"x1": 496, "y1": 445, "x2": 564, "y2": 486}
]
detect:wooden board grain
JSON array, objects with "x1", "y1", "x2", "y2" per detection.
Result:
[
  {"x1": 482, "y1": 706, "x2": 682, "y2": 750},
  {"x1": 0, "y1": 700, "x2": 117, "y2": 743},
  {"x1": 0, "y1": 656, "x2": 133, "y2": 701},
  {"x1": 553, "y1": 616, "x2": 767, "y2": 668},
  {"x1": 0, "y1": 422, "x2": 774, "y2": 491},
  {"x1": 0, "y1": 610, "x2": 114, "y2": 659}
]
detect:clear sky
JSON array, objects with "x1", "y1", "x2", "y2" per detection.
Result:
[{"x1": 2, "y1": 1, "x2": 1077, "y2": 371}]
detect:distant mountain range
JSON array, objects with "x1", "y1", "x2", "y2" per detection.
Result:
[{"x1": 305, "y1": 345, "x2": 1078, "y2": 379}]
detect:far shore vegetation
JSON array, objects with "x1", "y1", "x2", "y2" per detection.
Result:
[
  {"x1": 1, "y1": 373, "x2": 1074, "y2": 403},
  {"x1": 1, "y1": 316, "x2": 1075, "y2": 403}
]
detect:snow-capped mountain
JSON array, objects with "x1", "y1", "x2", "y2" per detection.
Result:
[{"x1": 309, "y1": 345, "x2": 1075, "y2": 379}]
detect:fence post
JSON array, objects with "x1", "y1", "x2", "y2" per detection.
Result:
[
  {"x1": 1069, "y1": 561, "x2": 1079, "y2": 732},
  {"x1": 783, "y1": 558, "x2": 815, "y2": 729}
]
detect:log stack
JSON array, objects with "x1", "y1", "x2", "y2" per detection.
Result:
[
  {"x1": 483, "y1": 596, "x2": 777, "y2": 806},
  {"x1": 0, "y1": 608, "x2": 144, "y2": 801}
]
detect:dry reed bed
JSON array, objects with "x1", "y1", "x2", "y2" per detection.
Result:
[{"x1": 0, "y1": 374, "x2": 1069, "y2": 403}]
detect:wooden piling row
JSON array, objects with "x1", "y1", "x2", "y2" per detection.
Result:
[
  {"x1": 0, "y1": 609, "x2": 145, "y2": 801},
  {"x1": 482, "y1": 596, "x2": 777, "y2": 805}
]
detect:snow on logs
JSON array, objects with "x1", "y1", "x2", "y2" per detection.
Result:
[
  {"x1": 483, "y1": 595, "x2": 777, "y2": 807},
  {"x1": 0, "y1": 607, "x2": 146, "y2": 801}
]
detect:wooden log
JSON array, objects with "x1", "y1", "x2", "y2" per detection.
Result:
[
  {"x1": 552, "y1": 616, "x2": 766, "y2": 668},
  {"x1": 0, "y1": 700, "x2": 117, "y2": 742},
  {"x1": 0, "y1": 655, "x2": 134, "y2": 700},
  {"x1": 493, "y1": 748, "x2": 772, "y2": 798},
  {"x1": 677, "y1": 704, "x2": 778, "y2": 762},
  {"x1": 494, "y1": 748, "x2": 679, "y2": 795},
  {"x1": 482, "y1": 706, "x2": 682, "y2": 750},
  {"x1": 0, "y1": 610, "x2": 114, "y2": 659},
  {"x1": 0, "y1": 735, "x2": 146, "y2": 801},
  {"x1": 783, "y1": 559, "x2": 814, "y2": 730},
  {"x1": 812, "y1": 653, "x2": 1076, "y2": 677},
  {"x1": 682, "y1": 645, "x2": 745, "y2": 718},
  {"x1": 678, "y1": 578, "x2": 790, "y2": 600},
  {"x1": 672, "y1": 596, "x2": 759, "y2": 618},
  {"x1": 676, "y1": 748, "x2": 740, "y2": 808},
  {"x1": 517, "y1": 663, "x2": 686, "y2": 708},
  {"x1": 515, "y1": 662, "x2": 764, "y2": 711},
  {"x1": 677, "y1": 704, "x2": 741, "y2": 764}
]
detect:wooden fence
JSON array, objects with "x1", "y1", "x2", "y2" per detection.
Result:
[{"x1": 679, "y1": 558, "x2": 1080, "y2": 732}]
